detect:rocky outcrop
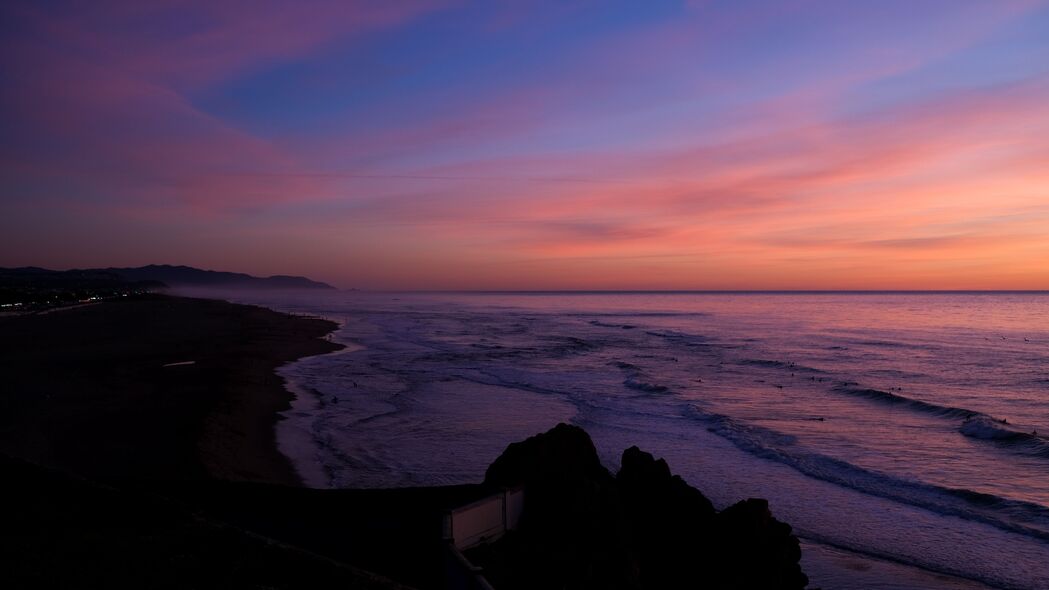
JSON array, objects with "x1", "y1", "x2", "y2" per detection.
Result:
[
  {"x1": 712, "y1": 498, "x2": 808, "y2": 589},
  {"x1": 483, "y1": 423, "x2": 637, "y2": 589},
  {"x1": 617, "y1": 445, "x2": 716, "y2": 588},
  {"x1": 485, "y1": 422, "x2": 610, "y2": 488},
  {"x1": 473, "y1": 423, "x2": 808, "y2": 590}
]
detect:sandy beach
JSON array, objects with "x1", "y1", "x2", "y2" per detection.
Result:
[
  {"x1": 0, "y1": 295, "x2": 430, "y2": 588},
  {"x1": 0, "y1": 294, "x2": 341, "y2": 485}
]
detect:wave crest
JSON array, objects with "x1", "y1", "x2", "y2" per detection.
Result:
[
  {"x1": 832, "y1": 385, "x2": 974, "y2": 418},
  {"x1": 683, "y1": 404, "x2": 1049, "y2": 542},
  {"x1": 960, "y1": 415, "x2": 1049, "y2": 457}
]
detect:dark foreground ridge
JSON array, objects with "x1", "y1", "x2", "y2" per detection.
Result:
[
  {"x1": 2, "y1": 426, "x2": 808, "y2": 590},
  {"x1": 477, "y1": 423, "x2": 808, "y2": 589}
]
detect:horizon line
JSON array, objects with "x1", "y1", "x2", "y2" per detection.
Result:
[{"x1": 346, "y1": 289, "x2": 1049, "y2": 295}]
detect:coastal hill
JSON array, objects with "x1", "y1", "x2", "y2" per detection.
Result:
[
  {"x1": 0, "y1": 265, "x2": 334, "y2": 309},
  {"x1": 101, "y1": 264, "x2": 336, "y2": 290},
  {"x1": 0, "y1": 264, "x2": 334, "y2": 291}
]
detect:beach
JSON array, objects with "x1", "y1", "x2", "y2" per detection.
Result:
[
  {"x1": 5, "y1": 291, "x2": 1046, "y2": 589},
  {"x1": 0, "y1": 295, "x2": 433, "y2": 588},
  {"x1": 0, "y1": 294, "x2": 341, "y2": 485}
]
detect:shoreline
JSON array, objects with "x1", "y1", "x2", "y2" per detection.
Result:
[
  {"x1": 0, "y1": 292, "x2": 1021, "y2": 588},
  {"x1": 0, "y1": 293, "x2": 456, "y2": 588},
  {"x1": 276, "y1": 342, "x2": 364, "y2": 489},
  {"x1": 241, "y1": 292, "x2": 1028, "y2": 590},
  {"x1": 195, "y1": 300, "x2": 345, "y2": 486},
  {"x1": 276, "y1": 344, "x2": 362, "y2": 487},
  {"x1": 0, "y1": 293, "x2": 342, "y2": 486}
]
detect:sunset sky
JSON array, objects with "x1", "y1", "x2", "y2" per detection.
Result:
[{"x1": 2, "y1": 0, "x2": 1048, "y2": 289}]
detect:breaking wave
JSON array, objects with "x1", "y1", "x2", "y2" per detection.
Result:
[
  {"x1": 832, "y1": 385, "x2": 1049, "y2": 459},
  {"x1": 831, "y1": 385, "x2": 975, "y2": 419},
  {"x1": 960, "y1": 415, "x2": 1049, "y2": 458},
  {"x1": 683, "y1": 404, "x2": 1049, "y2": 542}
]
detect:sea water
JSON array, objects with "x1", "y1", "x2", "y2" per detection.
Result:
[{"x1": 197, "y1": 290, "x2": 1049, "y2": 589}]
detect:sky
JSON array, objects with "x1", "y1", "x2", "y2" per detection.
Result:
[{"x1": 2, "y1": 0, "x2": 1048, "y2": 290}]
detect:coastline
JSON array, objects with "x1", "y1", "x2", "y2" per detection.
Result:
[
  {"x1": 0, "y1": 291, "x2": 1025, "y2": 588},
  {"x1": 241, "y1": 291, "x2": 1039, "y2": 590},
  {"x1": 0, "y1": 293, "x2": 342, "y2": 486},
  {"x1": 275, "y1": 342, "x2": 363, "y2": 489},
  {"x1": 0, "y1": 293, "x2": 458, "y2": 588}
]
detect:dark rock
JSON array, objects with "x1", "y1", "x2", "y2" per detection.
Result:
[
  {"x1": 618, "y1": 445, "x2": 715, "y2": 518},
  {"x1": 616, "y1": 446, "x2": 717, "y2": 588},
  {"x1": 713, "y1": 498, "x2": 808, "y2": 589},
  {"x1": 484, "y1": 422, "x2": 609, "y2": 488},
  {"x1": 474, "y1": 424, "x2": 807, "y2": 590},
  {"x1": 483, "y1": 423, "x2": 638, "y2": 589}
]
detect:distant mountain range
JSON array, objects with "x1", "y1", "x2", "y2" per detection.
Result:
[
  {"x1": 103, "y1": 265, "x2": 335, "y2": 290},
  {"x1": 1, "y1": 265, "x2": 335, "y2": 291}
]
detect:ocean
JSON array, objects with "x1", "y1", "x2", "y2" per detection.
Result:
[{"x1": 195, "y1": 290, "x2": 1049, "y2": 590}]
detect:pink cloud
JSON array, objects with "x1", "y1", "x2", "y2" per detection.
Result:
[{"x1": 314, "y1": 75, "x2": 1049, "y2": 287}]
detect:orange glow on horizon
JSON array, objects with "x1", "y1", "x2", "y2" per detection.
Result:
[{"x1": 2, "y1": 1, "x2": 1048, "y2": 290}]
